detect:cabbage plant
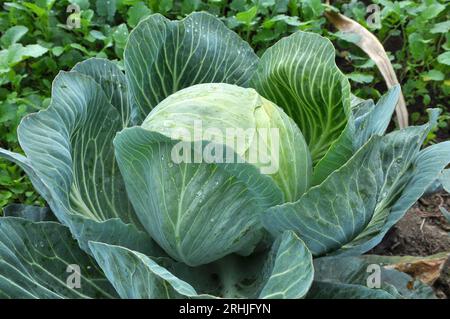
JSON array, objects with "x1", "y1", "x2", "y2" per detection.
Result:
[{"x1": 0, "y1": 12, "x2": 449, "y2": 299}]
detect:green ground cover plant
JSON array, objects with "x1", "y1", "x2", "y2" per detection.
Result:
[{"x1": 1, "y1": 0, "x2": 448, "y2": 211}]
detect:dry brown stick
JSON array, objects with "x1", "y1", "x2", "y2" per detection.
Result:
[{"x1": 324, "y1": 10, "x2": 409, "y2": 128}]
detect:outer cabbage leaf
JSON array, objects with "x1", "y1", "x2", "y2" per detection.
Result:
[
  {"x1": 89, "y1": 241, "x2": 201, "y2": 299},
  {"x1": 0, "y1": 216, "x2": 117, "y2": 299},
  {"x1": 68, "y1": 215, "x2": 165, "y2": 257},
  {"x1": 263, "y1": 112, "x2": 442, "y2": 256},
  {"x1": 336, "y1": 140, "x2": 450, "y2": 255},
  {"x1": 125, "y1": 12, "x2": 258, "y2": 120},
  {"x1": 0, "y1": 150, "x2": 160, "y2": 257},
  {"x1": 2, "y1": 204, "x2": 55, "y2": 222},
  {"x1": 88, "y1": 231, "x2": 313, "y2": 299},
  {"x1": 312, "y1": 86, "x2": 399, "y2": 185},
  {"x1": 251, "y1": 31, "x2": 351, "y2": 164},
  {"x1": 18, "y1": 69, "x2": 134, "y2": 224},
  {"x1": 308, "y1": 256, "x2": 436, "y2": 299},
  {"x1": 257, "y1": 231, "x2": 313, "y2": 299},
  {"x1": 72, "y1": 58, "x2": 138, "y2": 127},
  {"x1": 172, "y1": 230, "x2": 314, "y2": 299},
  {"x1": 441, "y1": 169, "x2": 450, "y2": 193},
  {"x1": 114, "y1": 128, "x2": 283, "y2": 266}
]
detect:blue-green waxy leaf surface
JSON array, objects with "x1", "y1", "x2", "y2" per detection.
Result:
[
  {"x1": 125, "y1": 12, "x2": 259, "y2": 120},
  {"x1": 312, "y1": 86, "x2": 399, "y2": 185},
  {"x1": 264, "y1": 136, "x2": 384, "y2": 255},
  {"x1": 89, "y1": 241, "x2": 200, "y2": 299},
  {"x1": 89, "y1": 231, "x2": 313, "y2": 299},
  {"x1": 257, "y1": 231, "x2": 313, "y2": 299},
  {"x1": 336, "y1": 140, "x2": 450, "y2": 255},
  {"x1": 19, "y1": 71, "x2": 134, "y2": 223},
  {"x1": 72, "y1": 58, "x2": 138, "y2": 127},
  {"x1": 308, "y1": 255, "x2": 436, "y2": 299},
  {"x1": 114, "y1": 128, "x2": 283, "y2": 266},
  {"x1": 3, "y1": 204, "x2": 55, "y2": 222},
  {"x1": 68, "y1": 215, "x2": 165, "y2": 257},
  {"x1": 263, "y1": 111, "x2": 444, "y2": 256},
  {"x1": 15, "y1": 61, "x2": 135, "y2": 226},
  {"x1": 0, "y1": 216, "x2": 117, "y2": 299},
  {"x1": 441, "y1": 169, "x2": 450, "y2": 193},
  {"x1": 251, "y1": 31, "x2": 351, "y2": 164},
  {"x1": 0, "y1": 59, "x2": 163, "y2": 256}
]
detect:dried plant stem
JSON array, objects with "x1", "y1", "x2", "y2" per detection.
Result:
[{"x1": 325, "y1": 10, "x2": 409, "y2": 128}]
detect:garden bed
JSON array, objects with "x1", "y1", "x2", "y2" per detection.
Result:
[{"x1": 371, "y1": 192, "x2": 450, "y2": 298}]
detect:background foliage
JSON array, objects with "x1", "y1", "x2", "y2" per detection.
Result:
[{"x1": 0, "y1": 0, "x2": 449, "y2": 211}]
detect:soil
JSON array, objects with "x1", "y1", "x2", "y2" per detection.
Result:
[{"x1": 370, "y1": 192, "x2": 450, "y2": 298}]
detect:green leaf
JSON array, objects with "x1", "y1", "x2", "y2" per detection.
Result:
[
  {"x1": 89, "y1": 241, "x2": 200, "y2": 298},
  {"x1": 421, "y1": 70, "x2": 444, "y2": 81},
  {"x1": 336, "y1": 139, "x2": 450, "y2": 255},
  {"x1": 181, "y1": 230, "x2": 314, "y2": 299},
  {"x1": 158, "y1": 0, "x2": 173, "y2": 14},
  {"x1": 21, "y1": 44, "x2": 48, "y2": 58},
  {"x1": 236, "y1": 6, "x2": 258, "y2": 26},
  {"x1": 440, "y1": 207, "x2": 450, "y2": 223},
  {"x1": 89, "y1": 30, "x2": 107, "y2": 41},
  {"x1": 126, "y1": 1, "x2": 152, "y2": 28},
  {"x1": 230, "y1": 0, "x2": 247, "y2": 11},
  {"x1": 430, "y1": 20, "x2": 450, "y2": 34},
  {"x1": 0, "y1": 59, "x2": 156, "y2": 251},
  {"x1": 114, "y1": 128, "x2": 283, "y2": 266},
  {"x1": 180, "y1": 0, "x2": 202, "y2": 14},
  {"x1": 3, "y1": 204, "x2": 55, "y2": 222},
  {"x1": 0, "y1": 44, "x2": 48, "y2": 67},
  {"x1": 263, "y1": 15, "x2": 301, "y2": 28},
  {"x1": 347, "y1": 72, "x2": 374, "y2": 84},
  {"x1": 441, "y1": 169, "x2": 450, "y2": 193},
  {"x1": 72, "y1": 58, "x2": 138, "y2": 126},
  {"x1": 51, "y1": 46, "x2": 64, "y2": 56},
  {"x1": 0, "y1": 217, "x2": 117, "y2": 299},
  {"x1": 308, "y1": 256, "x2": 436, "y2": 299},
  {"x1": 251, "y1": 31, "x2": 351, "y2": 164},
  {"x1": 113, "y1": 23, "x2": 129, "y2": 49},
  {"x1": 265, "y1": 137, "x2": 383, "y2": 255},
  {"x1": 96, "y1": 0, "x2": 117, "y2": 22},
  {"x1": 0, "y1": 145, "x2": 162, "y2": 259},
  {"x1": 263, "y1": 118, "x2": 435, "y2": 256},
  {"x1": 274, "y1": 0, "x2": 289, "y2": 13},
  {"x1": 333, "y1": 31, "x2": 361, "y2": 44},
  {"x1": 408, "y1": 33, "x2": 427, "y2": 60},
  {"x1": 302, "y1": 0, "x2": 324, "y2": 17},
  {"x1": 67, "y1": 215, "x2": 165, "y2": 257},
  {"x1": 22, "y1": 2, "x2": 46, "y2": 16},
  {"x1": 125, "y1": 12, "x2": 259, "y2": 121},
  {"x1": 437, "y1": 52, "x2": 450, "y2": 66},
  {"x1": 420, "y1": 3, "x2": 445, "y2": 20},
  {"x1": 258, "y1": 231, "x2": 313, "y2": 299},
  {"x1": 312, "y1": 86, "x2": 399, "y2": 185},
  {"x1": 0, "y1": 26, "x2": 29, "y2": 48},
  {"x1": 16, "y1": 68, "x2": 137, "y2": 227},
  {"x1": 89, "y1": 230, "x2": 313, "y2": 299},
  {"x1": 68, "y1": 0, "x2": 90, "y2": 10}
]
